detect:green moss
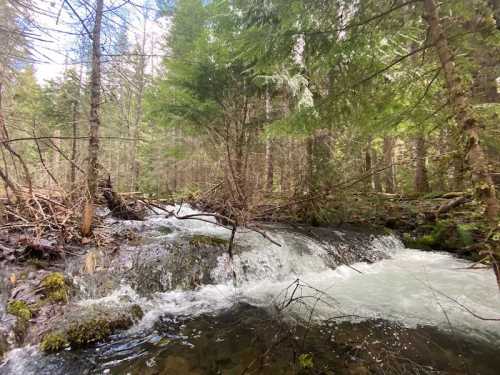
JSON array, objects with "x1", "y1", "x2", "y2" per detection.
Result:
[
  {"x1": 42, "y1": 272, "x2": 66, "y2": 289},
  {"x1": 158, "y1": 226, "x2": 173, "y2": 235},
  {"x1": 66, "y1": 319, "x2": 112, "y2": 346},
  {"x1": 38, "y1": 302, "x2": 143, "y2": 353},
  {"x1": 41, "y1": 316, "x2": 133, "y2": 353},
  {"x1": 409, "y1": 221, "x2": 476, "y2": 251},
  {"x1": 456, "y1": 224, "x2": 475, "y2": 247},
  {"x1": 130, "y1": 304, "x2": 144, "y2": 320},
  {"x1": 432, "y1": 221, "x2": 475, "y2": 250},
  {"x1": 7, "y1": 300, "x2": 32, "y2": 321},
  {"x1": 403, "y1": 233, "x2": 435, "y2": 250},
  {"x1": 420, "y1": 234, "x2": 437, "y2": 247},
  {"x1": 41, "y1": 272, "x2": 69, "y2": 303},
  {"x1": 68, "y1": 313, "x2": 133, "y2": 346},
  {"x1": 189, "y1": 235, "x2": 229, "y2": 247},
  {"x1": 40, "y1": 332, "x2": 69, "y2": 353}
]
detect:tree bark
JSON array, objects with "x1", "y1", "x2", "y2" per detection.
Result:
[
  {"x1": 364, "y1": 138, "x2": 373, "y2": 191},
  {"x1": 0, "y1": 82, "x2": 31, "y2": 196},
  {"x1": 129, "y1": 15, "x2": 147, "y2": 191},
  {"x1": 305, "y1": 135, "x2": 314, "y2": 193},
  {"x1": 383, "y1": 136, "x2": 395, "y2": 194},
  {"x1": 372, "y1": 148, "x2": 383, "y2": 193},
  {"x1": 69, "y1": 66, "x2": 83, "y2": 190},
  {"x1": 82, "y1": 0, "x2": 104, "y2": 236},
  {"x1": 453, "y1": 152, "x2": 465, "y2": 191},
  {"x1": 70, "y1": 100, "x2": 78, "y2": 188},
  {"x1": 264, "y1": 88, "x2": 274, "y2": 194},
  {"x1": 0, "y1": 83, "x2": 19, "y2": 200},
  {"x1": 423, "y1": 0, "x2": 498, "y2": 222},
  {"x1": 414, "y1": 132, "x2": 430, "y2": 193}
]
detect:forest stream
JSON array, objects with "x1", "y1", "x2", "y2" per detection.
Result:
[{"x1": 1, "y1": 206, "x2": 499, "y2": 375}]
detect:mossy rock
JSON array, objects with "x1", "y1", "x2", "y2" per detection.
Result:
[
  {"x1": 157, "y1": 226, "x2": 174, "y2": 235},
  {"x1": 7, "y1": 300, "x2": 33, "y2": 321},
  {"x1": 66, "y1": 317, "x2": 122, "y2": 346},
  {"x1": 403, "y1": 234, "x2": 434, "y2": 250},
  {"x1": 40, "y1": 332, "x2": 69, "y2": 352},
  {"x1": 407, "y1": 221, "x2": 476, "y2": 251},
  {"x1": 40, "y1": 303, "x2": 143, "y2": 353},
  {"x1": 41, "y1": 272, "x2": 69, "y2": 303},
  {"x1": 7, "y1": 299, "x2": 36, "y2": 344},
  {"x1": 189, "y1": 235, "x2": 229, "y2": 247}
]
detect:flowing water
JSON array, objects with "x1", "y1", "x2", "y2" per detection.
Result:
[{"x1": 1, "y1": 206, "x2": 500, "y2": 374}]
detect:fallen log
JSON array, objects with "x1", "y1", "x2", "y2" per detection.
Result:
[
  {"x1": 435, "y1": 196, "x2": 469, "y2": 217},
  {"x1": 101, "y1": 176, "x2": 145, "y2": 220}
]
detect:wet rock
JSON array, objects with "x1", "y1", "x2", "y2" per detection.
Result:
[
  {"x1": 0, "y1": 329, "x2": 7, "y2": 358},
  {"x1": 125, "y1": 235, "x2": 234, "y2": 295},
  {"x1": 0, "y1": 269, "x2": 75, "y2": 351},
  {"x1": 291, "y1": 226, "x2": 392, "y2": 266}
]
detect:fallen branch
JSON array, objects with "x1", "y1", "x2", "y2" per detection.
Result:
[{"x1": 435, "y1": 196, "x2": 469, "y2": 217}]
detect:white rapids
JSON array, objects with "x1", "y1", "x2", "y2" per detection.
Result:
[{"x1": 104, "y1": 205, "x2": 500, "y2": 343}]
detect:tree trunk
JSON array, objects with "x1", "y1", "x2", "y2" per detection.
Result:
[
  {"x1": 52, "y1": 129, "x2": 61, "y2": 185},
  {"x1": 423, "y1": 0, "x2": 498, "y2": 222},
  {"x1": 69, "y1": 66, "x2": 83, "y2": 190},
  {"x1": 372, "y1": 148, "x2": 383, "y2": 193},
  {"x1": 414, "y1": 132, "x2": 430, "y2": 193},
  {"x1": 453, "y1": 152, "x2": 465, "y2": 191},
  {"x1": 0, "y1": 82, "x2": 31, "y2": 196},
  {"x1": 264, "y1": 88, "x2": 274, "y2": 194},
  {"x1": 305, "y1": 136, "x2": 314, "y2": 194},
  {"x1": 82, "y1": 0, "x2": 104, "y2": 236},
  {"x1": 0, "y1": 83, "x2": 19, "y2": 201},
  {"x1": 489, "y1": 0, "x2": 500, "y2": 29},
  {"x1": 70, "y1": 100, "x2": 78, "y2": 188},
  {"x1": 129, "y1": 15, "x2": 147, "y2": 192},
  {"x1": 364, "y1": 139, "x2": 372, "y2": 191},
  {"x1": 383, "y1": 136, "x2": 395, "y2": 193}
]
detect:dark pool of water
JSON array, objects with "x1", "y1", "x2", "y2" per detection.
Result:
[{"x1": 5, "y1": 303, "x2": 499, "y2": 375}]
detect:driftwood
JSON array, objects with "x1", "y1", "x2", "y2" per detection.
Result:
[{"x1": 101, "y1": 176, "x2": 145, "y2": 220}]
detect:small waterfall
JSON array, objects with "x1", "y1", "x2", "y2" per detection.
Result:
[{"x1": 92, "y1": 206, "x2": 500, "y2": 342}]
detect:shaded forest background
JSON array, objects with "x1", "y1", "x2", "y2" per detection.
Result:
[{"x1": 0, "y1": 0, "x2": 499, "y2": 230}]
